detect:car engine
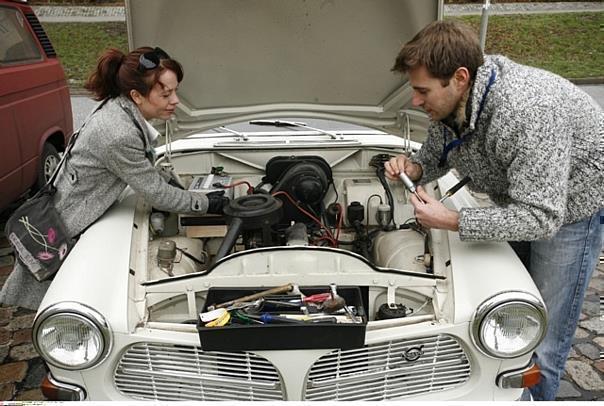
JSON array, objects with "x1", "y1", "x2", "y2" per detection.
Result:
[{"x1": 146, "y1": 153, "x2": 432, "y2": 281}]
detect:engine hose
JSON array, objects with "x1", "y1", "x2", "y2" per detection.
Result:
[
  {"x1": 375, "y1": 167, "x2": 396, "y2": 227},
  {"x1": 400, "y1": 222, "x2": 434, "y2": 274},
  {"x1": 352, "y1": 220, "x2": 371, "y2": 259}
]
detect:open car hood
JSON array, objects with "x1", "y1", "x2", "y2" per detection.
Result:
[{"x1": 126, "y1": 0, "x2": 441, "y2": 137}]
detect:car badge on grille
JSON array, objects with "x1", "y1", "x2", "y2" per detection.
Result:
[{"x1": 402, "y1": 345, "x2": 424, "y2": 362}]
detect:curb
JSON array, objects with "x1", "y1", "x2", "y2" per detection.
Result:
[
  {"x1": 569, "y1": 77, "x2": 604, "y2": 85},
  {"x1": 68, "y1": 87, "x2": 93, "y2": 97}
]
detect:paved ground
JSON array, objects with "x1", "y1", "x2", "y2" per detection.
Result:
[
  {"x1": 444, "y1": 1, "x2": 603, "y2": 16},
  {"x1": 581, "y1": 85, "x2": 604, "y2": 103},
  {"x1": 0, "y1": 228, "x2": 43, "y2": 401},
  {"x1": 33, "y1": 5, "x2": 125, "y2": 22},
  {"x1": 559, "y1": 263, "x2": 604, "y2": 401}
]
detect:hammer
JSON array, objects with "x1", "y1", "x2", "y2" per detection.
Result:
[{"x1": 212, "y1": 283, "x2": 294, "y2": 310}]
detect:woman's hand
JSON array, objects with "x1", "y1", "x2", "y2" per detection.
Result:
[
  {"x1": 410, "y1": 186, "x2": 459, "y2": 231},
  {"x1": 384, "y1": 155, "x2": 423, "y2": 181},
  {"x1": 206, "y1": 191, "x2": 230, "y2": 215}
]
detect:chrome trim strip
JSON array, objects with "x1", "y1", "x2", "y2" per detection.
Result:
[
  {"x1": 497, "y1": 361, "x2": 536, "y2": 389},
  {"x1": 214, "y1": 140, "x2": 362, "y2": 147},
  {"x1": 46, "y1": 373, "x2": 87, "y2": 401}
]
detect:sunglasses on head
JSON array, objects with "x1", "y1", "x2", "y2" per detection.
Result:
[{"x1": 138, "y1": 47, "x2": 170, "y2": 71}]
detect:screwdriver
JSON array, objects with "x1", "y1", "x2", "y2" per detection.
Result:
[
  {"x1": 398, "y1": 172, "x2": 425, "y2": 204},
  {"x1": 439, "y1": 176, "x2": 472, "y2": 203}
]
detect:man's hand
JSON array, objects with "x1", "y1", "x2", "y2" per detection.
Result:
[
  {"x1": 384, "y1": 155, "x2": 423, "y2": 181},
  {"x1": 410, "y1": 186, "x2": 459, "y2": 231}
]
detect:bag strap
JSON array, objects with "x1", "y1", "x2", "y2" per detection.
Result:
[{"x1": 39, "y1": 98, "x2": 110, "y2": 196}]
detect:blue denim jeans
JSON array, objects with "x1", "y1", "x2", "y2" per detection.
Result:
[{"x1": 511, "y1": 208, "x2": 603, "y2": 401}]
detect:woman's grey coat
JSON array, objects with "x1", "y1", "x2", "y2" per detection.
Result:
[
  {"x1": 411, "y1": 55, "x2": 603, "y2": 241},
  {"x1": 1, "y1": 96, "x2": 209, "y2": 309}
]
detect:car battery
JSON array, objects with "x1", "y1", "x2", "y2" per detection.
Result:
[
  {"x1": 188, "y1": 174, "x2": 234, "y2": 199},
  {"x1": 181, "y1": 174, "x2": 232, "y2": 237}
]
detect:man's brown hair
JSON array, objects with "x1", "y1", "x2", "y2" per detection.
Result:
[{"x1": 392, "y1": 20, "x2": 484, "y2": 85}]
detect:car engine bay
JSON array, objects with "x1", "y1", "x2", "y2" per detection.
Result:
[
  {"x1": 146, "y1": 153, "x2": 436, "y2": 278},
  {"x1": 132, "y1": 146, "x2": 454, "y2": 331}
]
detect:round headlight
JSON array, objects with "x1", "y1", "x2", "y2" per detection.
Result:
[
  {"x1": 33, "y1": 303, "x2": 111, "y2": 370},
  {"x1": 471, "y1": 292, "x2": 547, "y2": 359}
]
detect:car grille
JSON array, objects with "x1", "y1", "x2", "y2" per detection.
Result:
[
  {"x1": 304, "y1": 334, "x2": 471, "y2": 401},
  {"x1": 114, "y1": 335, "x2": 470, "y2": 401},
  {"x1": 114, "y1": 342, "x2": 284, "y2": 401}
]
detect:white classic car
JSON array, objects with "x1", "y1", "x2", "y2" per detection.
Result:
[{"x1": 33, "y1": 0, "x2": 547, "y2": 401}]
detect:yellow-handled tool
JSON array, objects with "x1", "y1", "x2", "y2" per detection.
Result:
[{"x1": 205, "y1": 308, "x2": 231, "y2": 327}]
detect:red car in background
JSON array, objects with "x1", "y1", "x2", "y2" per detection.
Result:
[{"x1": 0, "y1": 0, "x2": 73, "y2": 210}]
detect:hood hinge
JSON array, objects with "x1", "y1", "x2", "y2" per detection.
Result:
[{"x1": 396, "y1": 110, "x2": 412, "y2": 154}]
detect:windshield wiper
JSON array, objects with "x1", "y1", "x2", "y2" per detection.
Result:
[{"x1": 249, "y1": 120, "x2": 342, "y2": 140}]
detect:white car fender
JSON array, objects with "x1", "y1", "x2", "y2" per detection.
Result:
[
  {"x1": 447, "y1": 231, "x2": 542, "y2": 324},
  {"x1": 38, "y1": 192, "x2": 138, "y2": 334},
  {"x1": 437, "y1": 173, "x2": 544, "y2": 323}
]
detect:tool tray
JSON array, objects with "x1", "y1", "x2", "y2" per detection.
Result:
[{"x1": 197, "y1": 286, "x2": 367, "y2": 351}]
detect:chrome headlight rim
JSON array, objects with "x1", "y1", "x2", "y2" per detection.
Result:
[
  {"x1": 33, "y1": 302, "x2": 112, "y2": 370},
  {"x1": 470, "y1": 291, "x2": 547, "y2": 359}
]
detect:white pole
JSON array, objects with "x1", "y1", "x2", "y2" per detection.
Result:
[{"x1": 479, "y1": 0, "x2": 491, "y2": 51}]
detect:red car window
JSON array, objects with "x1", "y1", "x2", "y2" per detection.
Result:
[{"x1": 0, "y1": 5, "x2": 42, "y2": 64}]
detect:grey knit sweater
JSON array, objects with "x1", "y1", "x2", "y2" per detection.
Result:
[
  {"x1": 411, "y1": 55, "x2": 603, "y2": 241},
  {"x1": 53, "y1": 95, "x2": 208, "y2": 237},
  {"x1": 0, "y1": 96, "x2": 209, "y2": 309}
]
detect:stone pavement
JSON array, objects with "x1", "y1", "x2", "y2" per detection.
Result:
[
  {"x1": 0, "y1": 204, "x2": 44, "y2": 401},
  {"x1": 557, "y1": 261, "x2": 604, "y2": 401},
  {"x1": 30, "y1": 1, "x2": 604, "y2": 22}
]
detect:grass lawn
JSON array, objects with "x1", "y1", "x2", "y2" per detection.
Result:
[
  {"x1": 43, "y1": 22, "x2": 128, "y2": 87},
  {"x1": 43, "y1": 12, "x2": 603, "y2": 88},
  {"x1": 449, "y1": 13, "x2": 604, "y2": 79}
]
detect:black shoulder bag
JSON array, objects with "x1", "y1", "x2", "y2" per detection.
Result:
[{"x1": 5, "y1": 100, "x2": 107, "y2": 281}]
